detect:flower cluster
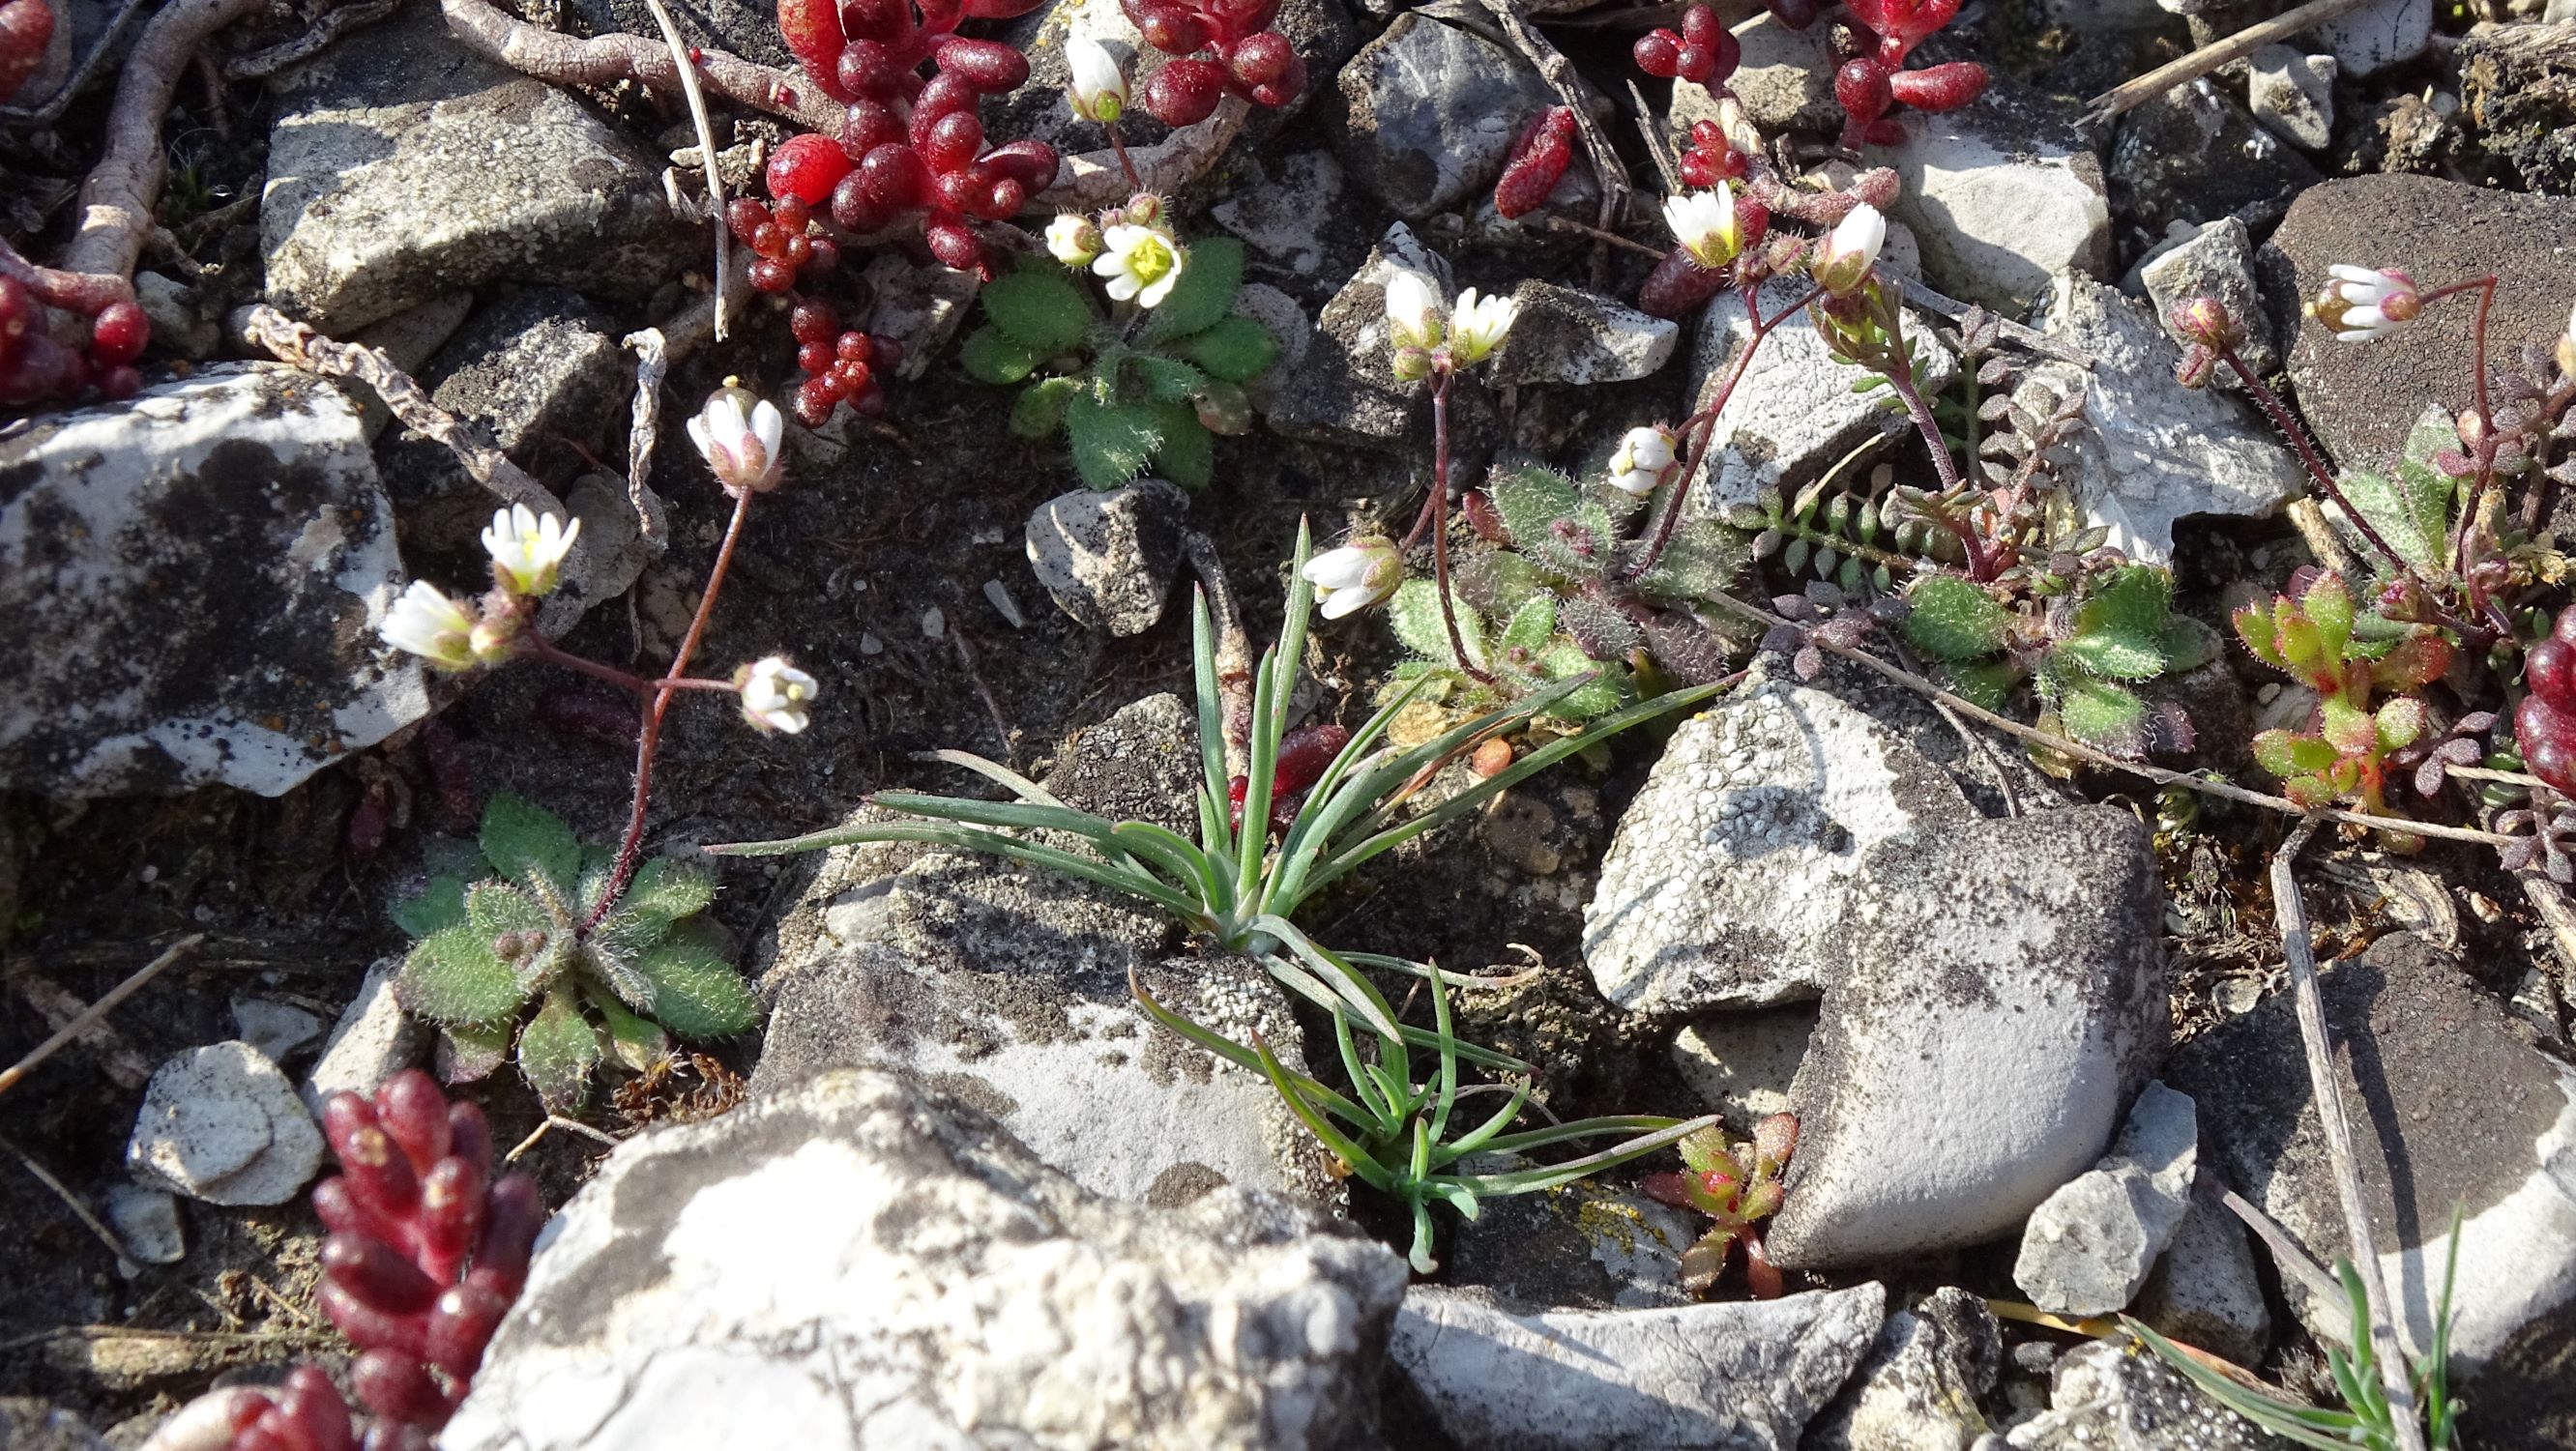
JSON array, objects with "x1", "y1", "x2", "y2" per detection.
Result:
[
  {"x1": 1831, "y1": 0, "x2": 1987, "y2": 149},
  {"x1": 1046, "y1": 193, "x2": 1188, "y2": 309},
  {"x1": 381, "y1": 503, "x2": 581, "y2": 673},
  {"x1": 1119, "y1": 0, "x2": 1304, "y2": 125},
  {"x1": 1607, "y1": 424, "x2": 1680, "y2": 497},
  {"x1": 1383, "y1": 268, "x2": 1518, "y2": 381},
  {"x1": 2311, "y1": 265, "x2": 2423, "y2": 344}
]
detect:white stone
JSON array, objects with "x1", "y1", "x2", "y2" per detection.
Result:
[
  {"x1": 1671, "y1": 1006, "x2": 1816, "y2": 1125},
  {"x1": 1806, "y1": 1288, "x2": 2001, "y2": 1451},
  {"x1": 127, "y1": 1042, "x2": 326, "y2": 1205},
  {"x1": 1023, "y1": 481, "x2": 1189, "y2": 638},
  {"x1": 444, "y1": 1069, "x2": 1407, "y2": 1451},
  {"x1": 1332, "y1": 12, "x2": 1555, "y2": 218},
  {"x1": 2134, "y1": 1194, "x2": 2271, "y2": 1366},
  {"x1": 2302, "y1": 0, "x2": 2432, "y2": 78},
  {"x1": 1683, "y1": 276, "x2": 1956, "y2": 515},
  {"x1": 1486, "y1": 282, "x2": 1679, "y2": 389},
  {"x1": 0, "y1": 366, "x2": 424, "y2": 798},
  {"x1": 2247, "y1": 44, "x2": 2337, "y2": 151},
  {"x1": 230, "y1": 998, "x2": 325, "y2": 1064},
  {"x1": 104, "y1": 1184, "x2": 187, "y2": 1266},
  {"x1": 1390, "y1": 1283, "x2": 1887, "y2": 1451},
  {"x1": 1876, "y1": 96, "x2": 2113, "y2": 310},
  {"x1": 1212, "y1": 152, "x2": 1344, "y2": 276},
  {"x1": 2138, "y1": 216, "x2": 2276, "y2": 376},
  {"x1": 2029, "y1": 276, "x2": 2307, "y2": 566},
  {"x1": 302, "y1": 957, "x2": 427, "y2": 1116},
  {"x1": 2012, "y1": 1083, "x2": 2199, "y2": 1316}
]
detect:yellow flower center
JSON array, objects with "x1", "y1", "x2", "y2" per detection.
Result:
[{"x1": 1127, "y1": 235, "x2": 1176, "y2": 287}]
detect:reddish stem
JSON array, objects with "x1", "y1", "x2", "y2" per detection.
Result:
[
  {"x1": 1106, "y1": 123, "x2": 1141, "y2": 194},
  {"x1": 581, "y1": 487, "x2": 756, "y2": 934},
  {"x1": 1426, "y1": 376, "x2": 1493, "y2": 684}
]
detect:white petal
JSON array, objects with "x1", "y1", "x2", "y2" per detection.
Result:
[
  {"x1": 1139, "y1": 269, "x2": 1180, "y2": 308},
  {"x1": 686, "y1": 414, "x2": 714, "y2": 459},
  {"x1": 1317, "y1": 586, "x2": 1369, "y2": 620},
  {"x1": 1303, "y1": 547, "x2": 1374, "y2": 592},
  {"x1": 753, "y1": 399, "x2": 785, "y2": 459},
  {"x1": 2327, "y1": 264, "x2": 2383, "y2": 284}
]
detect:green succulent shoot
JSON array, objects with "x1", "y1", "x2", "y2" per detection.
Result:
[
  {"x1": 960, "y1": 236, "x2": 1280, "y2": 490},
  {"x1": 1902, "y1": 564, "x2": 2216, "y2": 758},
  {"x1": 388, "y1": 795, "x2": 759, "y2": 1112},
  {"x1": 2233, "y1": 568, "x2": 2452, "y2": 825},
  {"x1": 1637, "y1": 1113, "x2": 1799, "y2": 1298}
]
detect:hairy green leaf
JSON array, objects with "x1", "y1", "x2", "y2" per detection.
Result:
[
  {"x1": 1128, "y1": 352, "x2": 1204, "y2": 403},
  {"x1": 516, "y1": 985, "x2": 601, "y2": 1113},
  {"x1": 1490, "y1": 465, "x2": 1580, "y2": 553},
  {"x1": 2057, "y1": 678, "x2": 2148, "y2": 753},
  {"x1": 2335, "y1": 468, "x2": 2445, "y2": 574},
  {"x1": 1141, "y1": 236, "x2": 1245, "y2": 344},
  {"x1": 1011, "y1": 375, "x2": 1080, "y2": 438},
  {"x1": 2253, "y1": 728, "x2": 2337, "y2": 779},
  {"x1": 1148, "y1": 400, "x2": 1214, "y2": 488},
  {"x1": 981, "y1": 264, "x2": 1095, "y2": 353},
  {"x1": 1067, "y1": 393, "x2": 1162, "y2": 489},
  {"x1": 1497, "y1": 595, "x2": 1557, "y2": 655},
  {"x1": 587, "y1": 986, "x2": 672, "y2": 1073},
  {"x1": 621, "y1": 856, "x2": 714, "y2": 932},
  {"x1": 1633, "y1": 521, "x2": 1751, "y2": 605},
  {"x1": 1903, "y1": 576, "x2": 2012, "y2": 661},
  {"x1": 630, "y1": 925, "x2": 761, "y2": 1038},
  {"x1": 390, "y1": 874, "x2": 470, "y2": 938},
  {"x1": 1389, "y1": 578, "x2": 1484, "y2": 670},
  {"x1": 437, "y1": 1021, "x2": 512, "y2": 1084},
  {"x1": 396, "y1": 923, "x2": 530, "y2": 1027},
  {"x1": 465, "y1": 880, "x2": 549, "y2": 938},
  {"x1": 1182, "y1": 313, "x2": 1281, "y2": 382},
  {"x1": 481, "y1": 794, "x2": 580, "y2": 895},
  {"x1": 1938, "y1": 660, "x2": 2019, "y2": 712},
  {"x1": 959, "y1": 326, "x2": 1041, "y2": 386}
]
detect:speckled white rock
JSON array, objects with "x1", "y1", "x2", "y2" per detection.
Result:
[
  {"x1": 2302, "y1": 0, "x2": 2432, "y2": 78},
  {"x1": 2024, "y1": 276, "x2": 2306, "y2": 566},
  {"x1": 2247, "y1": 44, "x2": 2337, "y2": 150},
  {"x1": 126, "y1": 1043, "x2": 326, "y2": 1205},
  {"x1": 1390, "y1": 1283, "x2": 1887, "y2": 1451},
  {"x1": 1683, "y1": 277, "x2": 1958, "y2": 514},
  {"x1": 2139, "y1": 217, "x2": 2276, "y2": 377},
  {"x1": 1485, "y1": 282, "x2": 1679, "y2": 389},
  {"x1": 230, "y1": 998, "x2": 325, "y2": 1065},
  {"x1": 0, "y1": 365, "x2": 424, "y2": 798},
  {"x1": 302, "y1": 957, "x2": 428, "y2": 1115},
  {"x1": 2134, "y1": 1194, "x2": 2271, "y2": 1366},
  {"x1": 1875, "y1": 86, "x2": 2113, "y2": 310},
  {"x1": 1583, "y1": 681, "x2": 1979, "y2": 1013},
  {"x1": 1024, "y1": 480, "x2": 1190, "y2": 638},
  {"x1": 1332, "y1": 11, "x2": 1555, "y2": 218},
  {"x1": 2005, "y1": 1339, "x2": 2282, "y2": 1450},
  {"x1": 444, "y1": 1068, "x2": 1408, "y2": 1451},
  {"x1": 1806, "y1": 1288, "x2": 2002, "y2": 1451},
  {"x1": 104, "y1": 1184, "x2": 186, "y2": 1266},
  {"x1": 2013, "y1": 1082, "x2": 2199, "y2": 1316},
  {"x1": 1671, "y1": 1006, "x2": 1817, "y2": 1125}
]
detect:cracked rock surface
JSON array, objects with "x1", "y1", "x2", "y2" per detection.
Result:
[{"x1": 445, "y1": 1068, "x2": 1409, "y2": 1451}]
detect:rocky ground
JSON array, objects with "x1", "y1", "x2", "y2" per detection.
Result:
[{"x1": 5, "y1": 0, "x2": 2576, "y2": 1446}]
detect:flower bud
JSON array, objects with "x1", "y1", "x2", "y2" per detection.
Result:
[
  {"x1": 1383, "y1": 267, "x2": 1443, "y2": 353},
  {"x1": 1123, "y1": 191, "x2": 1163, "y2": 225},
  {"x1": 1045, "y1": 213, "x2": 1101, "y2": 268},
  {"x1": 2174, "y1": 343, "x2": 2217, "y2": 391},
  {"x1": 2167, "y1": 296, "x2": 2242, "y2": 354},
  {"x1": 2310, "y1": 264, "x2": 2421, "y2": 343},
  {"x1": 1390, "y1": 345, "x2": 1433, "y2": 381},
  {"x1": 1607, "y1": 423, "x2": 1679, "y2": 496},
  {"x1": 1066, "y1": 36, "x2": 1129, "y2": 123},
  {"x1": 1302, "y1": 537, "x2": 1404, "y2": 620},
  {"x1": 468, "y1": 609, "x2": 524, "y2": 666},
  {"x1": 1809, "y1": 202, "x2": 1886, "y2": 297}
]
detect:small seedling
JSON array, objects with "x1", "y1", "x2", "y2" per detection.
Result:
[
  {"x1": 1904, "y1": 565, "x2": 2215, "y2": 758},
  {"x1": 2235, "y1": 569, "x2": 2452, "y2": 829},
  {"x1": 1639, "y1": 1114, "x2": 1798, "y2": 1297}
]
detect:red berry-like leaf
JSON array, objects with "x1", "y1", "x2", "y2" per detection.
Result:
[
  {"x1": 723, "y1": 197, "x2": 771, "y2": 247},
  {"x1": 1680, "y1": 3, "x2": 1719, "y2": 46},
  {"x1": 1632, "y1": 27, "x2": 1681, "y2": 78},
  {"x1": 911, "y1": 71, "x2": 981, "y2": 144},
  {"x1": 0, "y1": 0, "x2": 56, "y2": 107},
  {"x1": 963, "y1": 0, "x2": 1046, "y2": 17},
  {"x1": 1245, "y1": 51, "x2": 1303, "y2": 108},
  {"x1": 1141, "y1": 57, "x2": 1228, "y2": 125},
  {"x1": 842, "y1": 98, "x2": 906, "y2": 159},
  {"x1": 798, "y1": 339, "x2": 835, "y2": 375},
  {"x1": 1888, "y1": 59, "x2": 1985, "y2": 111},
  {"x1": 1128, "y1": 0, "x2": 1212, "y2": 56},
  {"x1": 1494, "y1": 105, "x2": 1574, "y2": 219},
  {"x1": 1225, "y1": 28, "x2": 1293, "y2": 87},
  {"x1": 90, "y1": 302, "x2": 149, "y2": 366},
  {"x1": 924, "y1": 214, "x2": 987, "y2": 274},
  {"x1": 836, "y1": 38, "x2": 901, "y2": 99},
  {"x1": 807, "y1": 235, "x2": 841, "y2": 271},
  {"x1": 981, "y1": 138, "x2": 1060, "y2": 189},
  {"x1": 2528, "y1": 639, "x2": 2576, "y2": 711},
  {"x1": 1638, "y1": 245, "x2": 1731, "y2": 319},
  {"x1": 787, "y1": 232, "x2": 820, "y2": 269},
  {"x1": 1833, "y1": 57, "x2": 1891, "y2": 124},
  {"x1": 776, "y1": 0, "x2": 850, "y2": 98},
  {"x1": 795, "y1": 377, "x2": 839, "y2": 427},
  {"x1": 918, "y1": 108, "x2": 984, "y2": 175},
  {"x1": 858, "y1": 141, "x2": 931, "y2": 209},
  {"x1": 1768, "y1": 0, "x2": 1817, "y2": 25},
  {"x1": 933, "y1": 36, "x2": 1029, "y2": 92},
  {"x1": 831, "y1": 170, "x2": 892, "y2": 231},
  {"x1": 791, "y1": 298, "x2": 840, "y2": 344},
  {"x1": 748, "y1": 258, "x2": 798, "y2": 293},
  {"x1": 1862, "y1": 116, "x2": 1905, "y2": 145},
  {"x1": 767, "y1": 133, "x2": 853, "y2": 205}
]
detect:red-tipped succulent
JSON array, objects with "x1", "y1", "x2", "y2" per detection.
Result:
[
  {"x1": 1493, "y1": 106, "x2": 1575, "y2": 220},
  {"x1": 2519, "y1": 611, "x2": 2576, "y2": 796},
  {"x1": 1830, "y1": 0, "x2": 1985, "y2": 149},
  {"x1": 1, "y1": 266, "x2": 151, "y2": 408},
  {"x1": 1677, "y1": 118, "x2": 1745, "y2": 189},
  {"x1": 1120, "y1": 0, "x2": 1305, "y2": 126},
  {"x1": 1632, "y1": 4, "x2": 1739, "y2": 89},
  {"x1": 785, "y1": 294, "x2": 901, "y2": 426},
  {"x1": 1640, "y1": 1113, "x2": 1798, "y2": 1299},
  {"x1": 0, "y1": 0, "x2": 51, "y2": 104}
]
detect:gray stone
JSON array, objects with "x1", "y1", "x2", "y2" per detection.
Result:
[
  {"x1": 0, "y1": 1402, "x2": 110, "y2": 1451},
  {"x1": 2025, "y1": 276, "x2": 2306, "y2": 566},
  {"x1": 0, "y1": 364, "x2": 424, "y2": 798},
  {"x1": 229, "y1": 998, "x2": 325, "y2": 1065},
  {"x1": 2166, "y1": 932, "x2": 2576, "y2": 1393},
  {"x1": 1681, "y1": 276, "x2": 1956, "y2": 514},
  {"x1": 1332, "y1": 12, "x2": 1557, "y2": 218},
  {"x1": 1672, "y1": 12, "x2": 1840, "y2": 138},
  {"x1": 2456, "y1": 21, "x2": 2576, "y2": 195},
  {"x1": 1212, "y1": 152, "x2": 1351, "y2": 277},
  {"x1": 1671, "y1": 1005, "x2": 1815, "y2": 1126},
  {"x1": 1268, "y1": 223, "x2": 1449, "y2": 450},
  {"x1": 1806, "y1": 1288, "x2": 2003, "y2": 1451},
  {"x1": 2134, "y1": 1194, "x2": 2271, "y2": 1366},
  {"x1": 1442, "y1": 1178, "x2": 1709, "y2": 1311},
  {"x1": 125, "y1": 1042, "x2": 327, "y2": 1205},
  {"x1": 2004, "y1": 1340, "x2": 2288, "y2": 1450},
  {"x1": 753, "y1": 694, "x2": 1332, "y2": 1203},
  {"x1": 2138, "y1": 217, "x2": 2276, "y2": 378},
  {"x1": 2013, "y1": 1083, "x2": 2199, "y2": 1317},
  {"x1": 2302, "y1": 0, "x2": 2432, "y2": 76},
  {"x1": 1484, "y1": 282, "x2": 1679, "y2": 388},
  {"x1": 132, "y1": 273, "x2": 219, "y2": 360},
  {"x1": 1768, "y1": 806, "x2": 2167, "y2": 1268},
  {"x1": 2261, "y1": 174, "x2": 2576, "y2": 472},
  {"x1": 2110, "y1": 79, "x2": 2322, "y2": 240},
  {"x1": 2246, "y1": 44, "x2": 2336, "y2": 150},
  {"x1": 260, "y1": 3, "x2": 688, "y2": 332},
  {"x1": 1583, "y1": 680, "x2": 1980, "y2": 1013},
  {"x1": 302, "y1": 957, "x2": 427, "y2": 1115},
  {"x1": 1023, "y1": 480, "x2": 1190, "y2": 637},
  {"x1": 445, "y1": 1068, "x2": 1408, "y2": 1451},
  {"x1": 859, "y1": 250, "x2": 980, "y2": 383},
  {"x1": 103, "y1": 1184, "x2": 185, "y2": 1267},
  {"x1": 1875, "y1": 83, "x2": 2113, "y2": 311},
  {"x1": 1388, "y1": 1283, "x2": 1886, "y2": 1451}
]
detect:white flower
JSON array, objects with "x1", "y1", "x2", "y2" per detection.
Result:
[
  {"x1": 1606, "y1": 424, "x2": 1678, "y2": 496},
  {"x1": 1067, "y1": 36, "x2": 1129, "y2": 123},
  {"x1": 1448, "y1": 287, "x2": 1518, "y2": 366},
  {"x1": 2312, "y1": 264, "x2": 2421, "y2": 342},
  {"x1": 381, "y1": 581, "x2": 480, "y2": 671},
  {"x1": 1383, "y1": 267, "x2": 1443, "y2": 353},
  {"x1": 1094, "y1": 223, "x2": 1186, "y2": 307},
  {"x1": 740, "y1": 655, "x2": 819, "y2": 734},
  {"x1": 1046, "y1": 214, "x2": 1102, "y2": 268},
  {"x1": 1302, "y1": 538, "x2": 1402, "y2": 621},
  {"x1": 481, "y1": 503, "x2": 579, "y2": 598},
  {"x1": 1662, "y1": 189, "x2": 1742, "y2": 271},
  {"x1": 687, "y1": 386, "x2": 785, "y2": 495},
  {"x1": 1812, "y1": 202, "x2": 1887, "y2": 296}
]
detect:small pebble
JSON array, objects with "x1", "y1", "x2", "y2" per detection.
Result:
[
  {"x1": 104, "y1": 1184, "x2": 185, "y2": 1267},
  {"x1": 983, "y1": 579, "x2": 1026, "y2": 628},
  {"x1": 860, "y1": 632, "x2": 886, "y2": 656},
  {"x1": 971, "y1": 526, "x2": 1007, "y2": 545},
  {"x1": 2468, "y1": 892, "x2": 2503, "y2": 924},
  {"x1": 922, "y1": 607, "x2": 946, "y2": 640}
]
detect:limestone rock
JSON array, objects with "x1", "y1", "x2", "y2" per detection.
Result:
[
  {"x1": 2110, "y1": 79, "x2": 2321, "y2": 241},
  {"x1": 125, "y1": 1043, "x2": 327, "y2": 1206},
  {"x1": 1024, "y1": 480, "x2": 1190, "y2": 637},
  {"x1": 1269, "y1": 223, "x2": 1462, "y2": 451},
  {"x1": 103, "y1": 1185, "x2": 185, "y2": 1267},
  {"x1": 2247, "y1": 44, "x2": 2336, "y2": 150},
  {"x1": 445, "y1": 1069, "x2": 1409, "y2": 1451},
  {"x1": 2134, "y1": 1194, "x2": 2271, "y2": 1367},
  {"x1": 2012, "y1": 1083, "x2": 2199, "y2": 1317},
  {"x1": 2302, "y1": 0, "x2": 2432, "y2": 76},
  {"x1": 1672, "y1": 12, "x2": 1839, "y2": 138},
  {"x1": 2138, "y1": 217, "x2": 2276, "y2": 378},
  {"x1": 1806, "y1": 1288, "x2": 2002, "y2": 1451},
  {"x1": 1875, "y1": 83, "x2": 2113, "y2": 311},
  {"x1": 230, "y1": 999, "x2": 326, "y2": 1065},
  {"x1": 261, "y1": 3, "x2": 688, "y2": 332},
  {"x1": 1484, "y1": 282, "x2": 1679, "y2": 389},
  {"x1": 1441, "y1": 1178, "x2": 1708, "y2": 1312},
  {"x1": 1670, "y1": 1005, "x2": 1816, "y2": 1126},
  {"x1": 1332, "y1": 12, "x2": 1557, "y2": 218},
  {"x1": 2005, "y1": 1339, "x2": 2290, "y2": 1450},
  {"x1": 302, "y1": 957, "x2": 428, "y2": 1115},
  {"x1": 0, "y1": 364, "x2": 423, "y2": 798},
  {"x1": 1212, "y1": 152, "x2": 1354, "y2": 278},
  {"x1": 1387, "y1": 1283, "x2": 1886, "y2": 1451}
]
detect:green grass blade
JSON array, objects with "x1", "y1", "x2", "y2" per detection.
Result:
[
  {"x1": 1192, "y1": 588, "x2": 1234, "y2": 862},
  {"x1": 1391, "y1": 1025, "x2": 1531, "y2": 1074},
  {"x1": 1332, "y1": 1009, "x2": 1396, "y2": 1127},
  {"x1": 1428, "y1": 960, "x2": 1459, "y2": 1143},
  {"x1": 1128, "y1": 968, "x2": 1367, "y2": 1124},
  {"x1": 1255, "y1": 1032, "x2": 1394, "y2": 1193},
  {"x1": 1106, "y1": 821, "x2": 1224, "y2": 910},
  {"x1": 711, "y1": 820, "x2": 1201, "y2": 921},
  {"x1": 1475, "y1": 1114, "x2": 1693, "y2": 1158},
  {"x1": 1253, "y1": 915, "x2": 1403, "y2": 1042},
  {"x1": 1237, "y1": 643, "x2": 1283, "y2": 903},
  {"x1": 2125, "y1": 1320, "x2": 2366, "y2": 1451},
  {"x1": 1433, "y1": 1079, "x2": 1533, "y2": 1163},
  {"x1": 1443, "y1": 1116, "x2": 1716, "y2": 1196}
]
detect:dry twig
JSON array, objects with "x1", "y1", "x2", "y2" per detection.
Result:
[
  {"x1": 2269, "y1": 818, "x2": 2427, "y2": 1451},
  {"x1": 0, "y1": 935, "x2": 202, "y2": 1099},
  {"x1": 60, "y1": 0, "x2": 265, "y2": 285},
  {"x1": 1182, "y1": 529, "x2": 1255, "y2": 776},
  {"x1": 222, "y1": 0, "x2": 402, "y2": 80},
  {"x1": 0, "y1": 1135, "x2": 136, "y2": 1270},
  {"x1": 641, "y1": 0, "x2": 729, "y2": 343},
  {"x1": 621, "y1": 327, "x2": 675, "y2": 554},
  {"x1": 2079, "y1": 0, "x2": 2376, "y2": 127}
]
